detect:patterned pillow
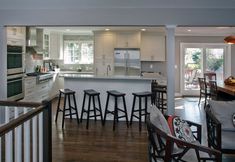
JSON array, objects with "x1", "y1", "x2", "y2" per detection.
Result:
[{"x1": 168, "y1": 115, "x2": 196, "y2": 147}]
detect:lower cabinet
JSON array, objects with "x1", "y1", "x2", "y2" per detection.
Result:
[{"x1": 24, "y1": 77, "x2": 52, "y2": 102}]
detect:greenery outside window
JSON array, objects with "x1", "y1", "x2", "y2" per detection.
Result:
[{"x1": 64, "y1": 39, "x2": 93, "y2": 64}]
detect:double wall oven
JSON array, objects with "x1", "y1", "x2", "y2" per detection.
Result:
[{"x1": 7, "y1": 45, "x2": 24, "y2": 101}]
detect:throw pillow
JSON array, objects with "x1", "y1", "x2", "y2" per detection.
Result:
[
  {"x1": 209, "y1": 100, "x2": 235, "y2": 131},
  {"x1": 150, "y1": 105, "x2": 171, "y2": 135},
  {"x1": 168, "y1": 115, "x2": 196, "y2": 147}
]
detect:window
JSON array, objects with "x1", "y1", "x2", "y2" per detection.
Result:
[{"x1": 64, "y1": 37, "x2": 94, "y2": 64}]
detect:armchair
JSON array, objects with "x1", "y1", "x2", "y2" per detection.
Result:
[{"x1": 147, "y1": 106, "x2": 221, "y2": 162}]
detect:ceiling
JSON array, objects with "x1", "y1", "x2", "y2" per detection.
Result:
[{"x1": 39, "y1": 26, "x2": 235, "y2": 36}]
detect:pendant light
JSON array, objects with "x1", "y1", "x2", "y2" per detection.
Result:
[{"x1": 224, "y1": 36, "x2": 235, "y2": 44}]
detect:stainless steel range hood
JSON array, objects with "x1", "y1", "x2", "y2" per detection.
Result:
[{"x1": 26, "y1": 27, "x2": 44, "y2": 54}]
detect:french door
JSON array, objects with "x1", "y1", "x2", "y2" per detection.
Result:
[{"x1": 181, "y1": 43, "x2": 231, "y2": 96}]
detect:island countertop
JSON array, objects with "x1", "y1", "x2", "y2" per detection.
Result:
[{"x1": 61, "y1": 73, "x2": 166, "y2": 83}]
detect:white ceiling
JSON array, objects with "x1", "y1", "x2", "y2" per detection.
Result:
[{"x1": 39, "y1": 26, "x2": 235, "y2": 36}]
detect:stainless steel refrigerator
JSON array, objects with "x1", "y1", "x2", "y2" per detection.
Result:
[{"x1": 114, "y1": 48, "x2": 141, "y2": 76}]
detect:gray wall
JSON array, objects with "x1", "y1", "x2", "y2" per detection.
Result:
[{"x1": 1, "y1": 0, "x2": 235, "y2": 26}]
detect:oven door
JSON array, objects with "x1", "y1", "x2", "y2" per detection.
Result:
[
  {"x1": 7, "y1": 45, "x2": 23, "y2": 75},
  {"x1": 7, "y1": 74, "x2": 24, "y2": 101}
]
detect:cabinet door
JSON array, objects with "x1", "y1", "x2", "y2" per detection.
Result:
[
  {"x1": 94, "y1": 32, "x2": 115, "y2": 76},
  {"x1": 141, "y1": 33, "x2": 165, "y2": 61},
  {"x1": 7, "y1": 27, "x2": 26, "y2": 46},
  {"x1": 116, "y1": 32, "x2": 140, "y2": 48},
  {"x1": 50, "y1": 32, "x2": 62, "y2": 60}
]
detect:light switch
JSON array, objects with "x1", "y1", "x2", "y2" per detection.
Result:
[{"x1": 150, "y1": 64, "x2": 153, "y2": 69}]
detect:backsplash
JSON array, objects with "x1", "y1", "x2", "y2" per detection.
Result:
[
  {"x1": 25, "y1": 53, "x2": 43, "y2": 73},
  {"x1": 141, "y1": 61, "x2": 166, "y2": 76},
  {"x1": 47, "y1": 60, "x2": 94, "y2": 72}
]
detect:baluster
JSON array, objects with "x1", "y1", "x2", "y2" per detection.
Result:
[
  {"x1": 39, "y1": 112, "x2": 43, "y2": 162},
  {"x1": 0, "y1": 137, "x2": 1, "y2": 162},
  {"x1": 33, "y1": 115, "x2": 38, "y2": 162},
  {"x1": 24, "y1": 108, "x2": 30, "y2": 162},
  {"x1": 14, "y1": 107, "x2": 22, "y2": 162},
  {"x1": 5, "y1": 107, "x2": 13, "y2": 162}
]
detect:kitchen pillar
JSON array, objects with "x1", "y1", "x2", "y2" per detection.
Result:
[
  {"x1": 0, "y1": 26, "x2": 7, "y2": 100},
  {"x1": 0, "y1": 25, "x2": 7, "y2": 124},
  {"x1": 166, "y1": 25, "x2": 176, "y2": 115}
]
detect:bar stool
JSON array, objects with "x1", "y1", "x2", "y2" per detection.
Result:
[
  {"x1": 153, "y1": 84, "x2": 167, "y2": 114},
  {"x1": 103, "y1": 90, "x2": 129, "y2": 131},
  {"x1": 80, "y1": 89, "x2": 103, "y2": 129},
  {"x1": 130, "y1": 91, "x2": 152, "y2": 131},
  {"x1": 55, "y1": 89, "x2": 79, "y2": 128}
]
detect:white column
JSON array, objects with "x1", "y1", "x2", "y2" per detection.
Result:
[
  {"x1": 166, "y1": 25, "x2": 176, "y2": 115},
  {"x1": 0, "y1": 26, "x2": 7, "y2": 100}
]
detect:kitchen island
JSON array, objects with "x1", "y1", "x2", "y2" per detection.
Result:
[{"x1": 63, "y1": 74, "x2": 166, "y2": 120}]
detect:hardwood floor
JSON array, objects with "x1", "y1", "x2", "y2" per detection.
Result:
[{"x1": 51, "y1": 97, "x2": 235, "y2": 162}]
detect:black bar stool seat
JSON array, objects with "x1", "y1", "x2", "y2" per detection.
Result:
[
  {"x1": 80, "y1": 89, "x2": 103, "y2": 129},
  {"x1": 130, "y1": 91, "x2": 152, "y2": 131},
  {"x1": 55, "y1": 88, "x2": 79, "y2": 128},
  {"x1": 103, "y1": 90, "x2": 129, "y2": 131}
]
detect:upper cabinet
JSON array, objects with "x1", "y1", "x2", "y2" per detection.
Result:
[
  {"x1": 43, "y1": 30, "x2": 50, "y2": 59},
  {"x1": 140, "y1": 32, "x2": 166, "y2": 61},
  {"x1": 49, "y1": 32, "x2": 63, "y2": 60},
  {"x1": 94, "y1": 31, "x2": 116, "y2": 76},
  {"x1": 7, "y1": 27, "x2": 26, "y2": 46},
  {"x1": 116, "y1": 32, "x2": 140, "y2": 48}
]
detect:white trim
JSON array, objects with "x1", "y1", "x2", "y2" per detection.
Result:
[{"x1": 180, "y1": 42, "x2": 231, "y2": 96}]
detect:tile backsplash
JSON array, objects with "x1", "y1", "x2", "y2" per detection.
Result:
[
  {"x1": 141, "y1": 61, "x2": 166, "y2": 76},
  {"x1": 47, "y1": 60, "x2": 94, "y2": 72}
]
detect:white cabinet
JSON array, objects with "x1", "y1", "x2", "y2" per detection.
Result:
[
  {"x1": 23, "y1": 77, "x2": 52, "y2": 102},
  {"x1": 49, "y1": 32, "x2": 63, "y2": 60},
  {"x1": 43, "y1": 30, "x2": 50, "y2": 59},
  {"x1": 140, "y1": 32, "x2": 166, "y2": 61},
  {"x1": 7, "y1": 27, "x2": 26, "y2": 46},
  {"x1": 94, "y1": 32, "x2": 115, "y2": 76},
  {"x1": 116, "y1": 32, "x2": 140, "y2": 48}
]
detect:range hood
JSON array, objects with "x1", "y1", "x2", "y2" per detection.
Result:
[{"x1": 26, "y1": 27, "x2": 44, "y2": 54}]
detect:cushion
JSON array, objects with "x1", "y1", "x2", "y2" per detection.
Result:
[
  {"x1": 150, "y1": 105, "x2": 171, "y2": 135},
  {"x1": 222, "y1": 131, "x2": 235, "y2": 150},
  {"x1": 168, "y1": 115, "x2": 196, "y2": 147},
  {"x1": 208, "y1": 100, "x2": 235, "y2": 131}
]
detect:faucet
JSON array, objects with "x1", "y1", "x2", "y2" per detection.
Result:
[{"x1": 106, "y1": 65, "x2": 111, "y2": 76}]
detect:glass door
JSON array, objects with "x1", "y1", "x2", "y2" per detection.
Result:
[
  {"x1": 205, "y1": 46, "x2": 225, "y2": 83},
  {"x1": 182, "y1": 46, "x2": 203, "y2": 96},
  {"x1": 181, "y1": 43, "x2": 229, "y2": 96}
]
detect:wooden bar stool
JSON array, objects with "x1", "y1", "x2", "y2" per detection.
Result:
[
  {"x1": 55, "y1": 89, "x2": 79, "y2": 128},
  {"x1": 154, "y1": 85, "x2": 167, "y2": 114},
  {"x1": 130, "y1": 91, "x2": 152, "y2": 131},
  {"x1": 103, "y1": 90, "x2": 129, "y2": 131},
  {"x1": 80, "y1": 89, "x2": 103, "y2": 129}
]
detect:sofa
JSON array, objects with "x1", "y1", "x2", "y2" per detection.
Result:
[{"x1": 206, "y1": 100, "x2": 235, "y2": 154}]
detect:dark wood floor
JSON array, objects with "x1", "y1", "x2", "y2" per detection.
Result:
[
  {"x1": 51, "y1": 97, "x2": 235, "y2": 162},
  {"x1": 52, "y1": 99, "x2": 148, "y2": 162}
]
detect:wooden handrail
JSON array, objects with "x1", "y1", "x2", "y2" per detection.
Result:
[{"x1": 0, "y1": 100, "x2": 41, "y2": 108}]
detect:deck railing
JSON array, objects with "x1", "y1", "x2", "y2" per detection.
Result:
[{"x1": 0, "y1": 99, "x2": 52, "y2": 162}]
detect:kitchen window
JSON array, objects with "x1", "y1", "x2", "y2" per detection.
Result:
[{"x1": 63, "y1": 36, "x2": 94, "y2": 64}]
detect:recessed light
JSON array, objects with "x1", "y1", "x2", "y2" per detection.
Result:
[
  {"x1": 65, "y1": 29, "x2": 71, "y2": 32},
  {"x1": 105, "y1": 28, "x2": 110, "y2": 31},
  {"x1": 141, "y1": 28, "x2": 146, "y2": 31},
  {"x1": 187, "y1": 29, "x2": 191, "y2": 32}
]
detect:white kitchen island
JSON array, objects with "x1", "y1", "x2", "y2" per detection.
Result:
[{"x1": 63, "y1": 74, "x2": 166, "y2": 120}]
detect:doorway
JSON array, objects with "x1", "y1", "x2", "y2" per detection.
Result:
[{"x1": 180, "y1": 43, "x2": 231, "y2": 96}]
